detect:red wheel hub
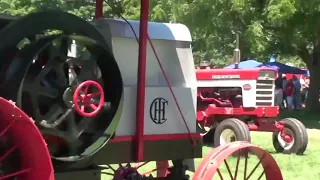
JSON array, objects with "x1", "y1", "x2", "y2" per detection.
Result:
[
  {"x1": 281, "y1": 133, "x2": 293, "y2": 143},
  {"x1": 73, "y1": 80, "x2": 105, "y2": 118}
]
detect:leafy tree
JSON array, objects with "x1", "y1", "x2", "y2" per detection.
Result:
[
  {"x1": 0, "y1": 0, "x2": 317, "y2": 110},
  {"x1": 0, "y1": 0, "x2": 119, "y2": 19},
  {"x1": 228, "y1": 0, "x2": 319, "y2": 111}
]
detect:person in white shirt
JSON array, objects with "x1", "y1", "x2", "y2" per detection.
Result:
[
  {"x1": 292, "y1": 75, "x2": 301, "y2": 110},
  {"x1": 282, "y1": 75, "x2": 287, "y2": 108},
  {"x1": 275, "y1": 85, "x2": 284, "y2": 107}
]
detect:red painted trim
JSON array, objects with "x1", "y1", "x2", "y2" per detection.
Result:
[
  {"x1": 109, "y1": 133, "x2": 201, "y2": 143},
  {"x1": 197, "y1": 106, "x2": 279, "y2": 120},
  {"x1": 95, "y1": 0, "x2": 103, "y2": 19},
  {"x1": 135, "y1": 0, "x2": 149, "y2": 162},
  {"x1": 196, "y1": 68, "x2": 277, "y2": 80}
]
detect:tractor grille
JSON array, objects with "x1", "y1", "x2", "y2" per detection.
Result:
[{"x1": 256, "y1": 71, "x2": 275, "y2": 106}]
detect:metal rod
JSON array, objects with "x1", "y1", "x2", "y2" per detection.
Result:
[
  {"x1": 95, "y1": 0, "x2": 103, "y2": 19},
  {"x1": 135, "y1": 0, "x2": 149, "y2": 162}
]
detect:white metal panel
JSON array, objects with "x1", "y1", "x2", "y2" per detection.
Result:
[
  {"x1": 111, "y1": 36, "x2": 197, "y2": 108},
  {"x1": 93, "y1": 18, "x2": 192, "y2": 42},
  {"x1": 115, "y1": 87, "x2": 197, "y2": 136},
  {"x1": 91, "y1": 19, "x2": 198, "y2": 136}
]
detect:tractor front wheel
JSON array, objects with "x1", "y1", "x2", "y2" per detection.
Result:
[
  {"x1": 272, "y1": 118, "x2": 308, "y2": 155},
  {"x1": 213, "y1": 118, "x2": 251, "y2": 147}
]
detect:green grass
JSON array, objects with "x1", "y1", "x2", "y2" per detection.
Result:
[{"x1": 102, "y1": 110, "x2": 320, "y2": 179}]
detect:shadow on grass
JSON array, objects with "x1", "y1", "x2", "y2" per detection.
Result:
[
  {"x1": 266, "y1": 150, "x2": 308, "y2": 156},
  {"x1": 279, "y1": 109, "x2": 320, "y2": 130}
]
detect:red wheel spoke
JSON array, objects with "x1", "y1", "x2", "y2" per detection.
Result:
[
  {"x1": 0, "y1": 121, "x2": 14, "y2": 137},
  {"x1": 87, "y1": 92, "x2": 101, "y2": 98},
  {"x1": 244, "y1": 151, "x2": 248, "y2": 180},
  {"x1": 233, "y1": 151, "x2": 241, "y2": 179},
  {"x1": 83, "y1": 85, "x2": 89, "y2": 95},
  {"x1": 79, "y1": 95, "x2": 85, "y2": 101},
  {"x1": 0, "y1": 145, "x2": 17, "y2": 163},
  {"x1": 223, "y1": 159, "x2": 234, "y2": 179},
  {"x1": 246, "y1": 152, "x2": 266, "y2": 179},
  {"x1": 90, "y1": 103, "x2": 97, "y2": 110},
  {"x1": 217, "y1": 169, "x2": 224, "y2": 180},
  {"x1": 0, "y1": 168, "x2": 30, "y2": 180},
  {"x1": 80, "y1": 105, "x2": 85, "y2": 112}
]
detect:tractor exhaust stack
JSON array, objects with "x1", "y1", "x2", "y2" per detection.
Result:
[{"x1": 233, "y1": 33, "x2": 240, "y2": 69}]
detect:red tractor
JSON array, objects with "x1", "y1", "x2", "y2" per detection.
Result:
[{"x1": 196, "y1": 67, "x2": 308, "y2": 154}]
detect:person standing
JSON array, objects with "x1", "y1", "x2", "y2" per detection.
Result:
[
  {"x1": 275, "y1": 76, "x2": 284, "y2": 108},
  {"x1": 304, "y1": 76, "x2": 310, "y2": 105},
  {"x1": 292, "y1": 75, "x2": 301, "y2": 110},
  {"x1": 282, "y1": 75, "x2": 288, "y2": 108},
  {"x1": 275, "y1": 83, "x2": 284, "y2": 107},
  {"x1": 285, "y1": 79, "x2": 294, "y2": 110}
]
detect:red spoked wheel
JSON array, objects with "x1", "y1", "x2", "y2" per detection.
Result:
[
  {"x1": 73, "y1": 80, "x2": 105, "y2": 118},
  {"x1": 0, "y1": 97, "x2": 54, "y2": 180},
  {"x1": 193, "y1": 141, "x2": 283, "y2": 180}
]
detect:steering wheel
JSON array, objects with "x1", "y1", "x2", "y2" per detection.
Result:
[{"x1": 73, "y1": 80, "x2": 105, "y2": 118}]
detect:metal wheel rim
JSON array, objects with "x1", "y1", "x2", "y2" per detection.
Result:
[
  {"x1": 277, "y1": 128, "x2": 295, "y2": 150},
  {"x1": 193, "y1": 141, "x2": 283, "y2": 180},
  {"x1": 220, "y1": 128, "x2": 236, "y2": 146}
]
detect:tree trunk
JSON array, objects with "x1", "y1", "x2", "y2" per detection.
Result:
[{"x1": 306, "y1": 59, "x2": 320, "y2": 112}]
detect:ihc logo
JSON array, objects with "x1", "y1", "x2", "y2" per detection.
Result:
[{"x1": 149, "y1": 98, "x2": 168, "y2": 124}]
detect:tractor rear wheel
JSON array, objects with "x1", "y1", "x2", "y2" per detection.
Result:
[
  {"x1": 213, "y1": 118, "x2": 251, "y2": 147},
  {"x1": 272, "y1": 118, "x2": 308, "y2": 155}
]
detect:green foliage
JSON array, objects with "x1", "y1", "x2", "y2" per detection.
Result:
[
  {"x1": 2, "y1": 0, "x2": 320, "y2": 109},
  {"x1": 0, "y1": 0, "x2": 311, "y2": 67},
  {"x1": 0, "y1": 0, "x2": 119, "y2": 19}
]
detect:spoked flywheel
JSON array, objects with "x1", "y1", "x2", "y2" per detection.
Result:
[
  {"x1": 16, "y1": 35, "x2": 122, "y2": 162},
  {"x1": 193, "y1": 141, "x2": 283, "y2": 180},
  {"x1": 0, "y1": 11, "x2": 123, "y2": 164},
  {"x1": 0, "y1": 97, "x2": 54, "y2": 180}
]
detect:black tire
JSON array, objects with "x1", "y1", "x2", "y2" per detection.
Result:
[
  {"x1": 272, "y1": 118, "x2": 308, "y2": 155},
  {"x1": 213, "y1": 118, "x2": 251, "y2": 147}
]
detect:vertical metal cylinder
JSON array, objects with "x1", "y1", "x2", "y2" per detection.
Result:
[{"x1": 233, "y1": 33, "x2": 240, "y2": 68}]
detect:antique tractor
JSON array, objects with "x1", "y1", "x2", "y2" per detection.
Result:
[
  {"x1": 0, "y1": 0, "x2": 284, "y2": 179},
  {"x1": 196, "y1": 66, "x2": 308, "y2": 154}
]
